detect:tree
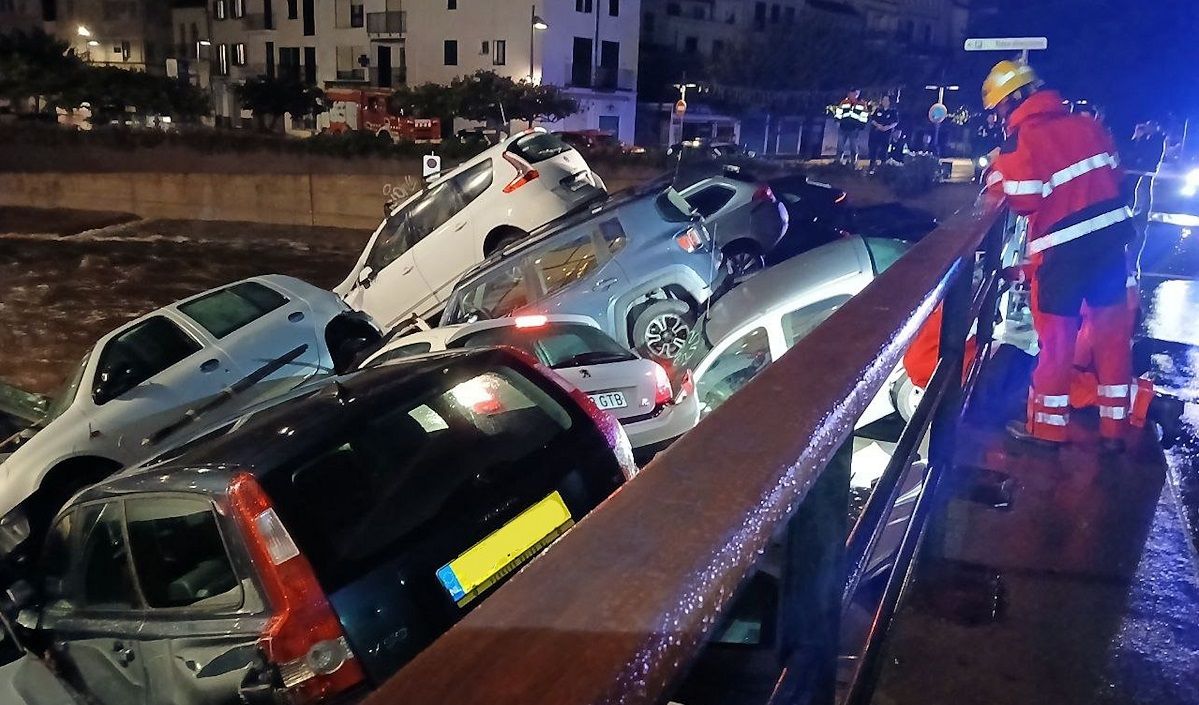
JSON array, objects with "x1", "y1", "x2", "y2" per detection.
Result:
[
  {"x1": 389, "y1": 70, "x2": 578, "y2": 136},
  {"x1": 0, "y1": 28, "x2": 87, "y2": 113},
  {"x1": 236, "y1": 76, "x2": 324, "y2": 132}
]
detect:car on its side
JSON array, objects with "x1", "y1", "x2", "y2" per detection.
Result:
[
  {"x1": 13, "y1": 348, "x2": 634, "y2": 705},
  {"x1": 361, "y1": 313, "x2": 700, "y2": 458},
  {"x1": 554, "y1": 130, "x2": 646, "y2": 156},
  {"x1": 0, "y1": 276, "x2": 381, "y2": 554},
  {"x1": 677, "y1": 170, "x2": 789, "y2": 277},
  {"x1": 336, "y1": 128, "x2": 607, "y2": 330},
  {"x1": 441, "y1": 186, "x2": 723, "y2": 362},
  {"x1": 676, "y1": 236, "x2": 914, "y2": 423}
]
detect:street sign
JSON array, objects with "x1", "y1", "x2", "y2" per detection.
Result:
[
  {"x1": 674, "y1": 99, "x2": 687, "y2": 117},
  {"x1": 423, "y1": 154, "x2": 442, "y2": 178},
  {"x1": 964, "y1": 37, "x2": 1048, "y2": 52},
  {"x1": 928, "y1": 103, "x2": 948, "y2": 124}
]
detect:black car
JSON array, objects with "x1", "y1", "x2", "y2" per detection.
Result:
[
  {"x1": 12, "y1": 348, "x2": 635, "y2": 705},
  {"x1": 766, "y1": 174, "x2": 850, "y2": 263}
]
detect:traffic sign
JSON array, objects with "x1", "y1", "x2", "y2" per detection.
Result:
[
  {"x1": 674, "y1": 99, "x2": 687, "y2": 117},
  {"x1": 964, "y1": 37, "x2": 1048, "y2": 52},
  {"x1": 928, "y1": 103, "x2": 948, "y2": 124}
]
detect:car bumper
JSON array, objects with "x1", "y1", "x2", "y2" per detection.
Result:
[{"x1": 623, "y1": 390, "x2": 701, "y2": 451}]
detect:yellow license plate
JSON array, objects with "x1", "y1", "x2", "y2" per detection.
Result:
[{"x1": 435, "y1": 491, "x2": 574, "y2": 607}]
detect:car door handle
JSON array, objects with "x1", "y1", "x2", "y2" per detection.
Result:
[
  {"x1": 592, "y1": 277, "x2": 619, "y2": 292},
  {"x1": 401, "y1": 265, "x2": 415, "y2": 275},
  {"x1": 453, "y1": 221, "x2": 467, "y2": 232},
  {"x1": 200, "y1": 358, "x2": 220, "y2": 373},
  {"x1": 288, "y1": 311, "x2": 305, "y2": 323}
]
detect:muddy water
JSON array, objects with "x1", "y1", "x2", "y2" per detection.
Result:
[{"x1": 0, "y1": 223, "x2": 365, "y2": 395}]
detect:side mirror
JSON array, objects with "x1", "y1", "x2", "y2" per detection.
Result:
[
  {"x1": 357, "y1": 266, "x2": 374, "y2": 288},
  {"x1": 93, "y1": 364, "x2": 139, "y2": 404}
]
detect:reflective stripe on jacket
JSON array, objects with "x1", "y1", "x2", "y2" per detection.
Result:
[
  {"x1": 986, "y1": 90, "x2": 1129, "y2": 258},
  {"x1": 834, "y1": 98, "x2": 870, "y2": 127}
]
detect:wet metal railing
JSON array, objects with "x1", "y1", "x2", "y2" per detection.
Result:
[{"x1": 362, "y1": 197, "x2": 1008, "y2": 705}]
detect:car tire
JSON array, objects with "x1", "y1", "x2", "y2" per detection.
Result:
[
  {"x1": 722, "y1": 242, "x2": 766, "y2": 278},
  {"x1": 892, "y1": 376, "x2": 923, "y2": 423},
  {"x1": 632, "y1": 300, "x2": 695, "y2": 362},
  {"x1": 486, "y1": 228, "x2": 529, "y2": 255}
]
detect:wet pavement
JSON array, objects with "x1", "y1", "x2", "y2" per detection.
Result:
[{"x1": 0, "y1": 219, "x2": 365, "y2": 395}]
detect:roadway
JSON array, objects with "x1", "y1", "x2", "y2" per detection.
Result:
[{"x1": 874, "y1": 220, "x2": 1199, "y2": 705}]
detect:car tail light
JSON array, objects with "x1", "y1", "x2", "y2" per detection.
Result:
[
  {"x1": 674, "y1": 370, "x2": 695, "y2": 404},
  {"x1": 502, "y1": 152, "x2": 540, "y2": 193},
  {"x1": 752, "y1": 184, "x2": 775, "y2": 203},
  {"x1": 227, "y1": 473, "x2": 365, "y2": 704},
  {"x1": 674, "y1": 226, "x2": 704, "y2": 253},
  {"x1": 652, "y1": 362, "x2": 673, "y2": 407},
  {"x1": 834, "y1": 191, "x2": 848, "y2": 204}
]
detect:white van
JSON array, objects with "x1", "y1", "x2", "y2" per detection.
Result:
[{"x1": 336, "y1": 128, "x2": 606, "y2": 330}]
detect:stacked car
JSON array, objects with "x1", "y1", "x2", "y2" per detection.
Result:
[{"x1": 0, "y1": 127, "x2": 932, "y2": 704}]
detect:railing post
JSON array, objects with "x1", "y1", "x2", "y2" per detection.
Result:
[
  {"x1": 776, "y1": 439, "x2": 851, "y2": 705},
  {"x1": 929, "y1": 258, "x2": 972, "y2": 468},
  {"x1": 975, "y1": 217, "x2": 1006, "y2": 348}
]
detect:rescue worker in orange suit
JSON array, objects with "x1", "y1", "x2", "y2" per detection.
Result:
[{"x1": 982, "y1": 61, "x2": 1135, "y2": 451}]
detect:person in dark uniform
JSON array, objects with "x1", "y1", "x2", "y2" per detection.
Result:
[{"x1": 867, "y1": 95, "x2": 899, "y2": 174}]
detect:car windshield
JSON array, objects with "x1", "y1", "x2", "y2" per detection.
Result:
[
  {"x1": 450, "y1": 323, "x2": 637, "y2": 368},
  {"x1": 42, "y1": 353, "x2": 90, "y2": 425}
]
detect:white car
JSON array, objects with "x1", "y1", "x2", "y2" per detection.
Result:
[
  {"x1": 0, "y1": 275, "x2": 382, "y2": 552},
  {"x1": 361, "y1": 314, "x2": 700, "y2": 457},
  {"x1": 336, "y1": 128, "x2": 607, "y2": 331},
  {"x1": 681, "y1": 236, "x2": 914, "y2": 424}
]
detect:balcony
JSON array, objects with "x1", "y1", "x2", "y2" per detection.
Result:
[
  {"x1": 567, "y1": 64, "x2": 635, "y2": 91},
  {"x1": 367, "y1": 10, "x2": 405, "y2": 36},
  {"x1": 369, "y1": 66, "x2": 407, "y2": 88},
  {"x1": 335, "y1": 68, "x2": 368, "y2": 82}
]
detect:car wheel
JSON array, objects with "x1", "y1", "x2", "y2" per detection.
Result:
[
  {"x1": 486, "y1": 228, "x2": 530, "y2": 256},
  {"x1": 633, "y1": 300, "x2": 695, "y2": 362},
  {"x1": 722, "y1": 242, "x2": 766, "y2": 278},
  {"x1": 892, "y1": 376, "x2": 923, "y2": 423}
]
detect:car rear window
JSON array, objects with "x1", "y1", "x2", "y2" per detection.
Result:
[
  {"x1": 863, "y1": 237, "x2": 912, "y2": 274},
  {"x1": 451, "y1": 323, "x2": 636, "y2": 367},
  {"x1": 508, "y1": 131, "x2": 573, "y2": 163},
  {"x1": 178, "y1": 282, "x2": 288, "y2": 338},
  {"x1": 655, "y1": 188, "x2": 694, "y2": 223},
  {"x1": 260, "y1": 365, "x2": 583, "y2": 591}
]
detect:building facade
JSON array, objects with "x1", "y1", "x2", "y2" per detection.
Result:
[
  {"x1": 0, "y1": 0, "x2": 45, "y2": 33},
  {"x1": 205, "y1": 0, "x2": 641, "y2": 141},
  {"x1": 51, "y1": 0, "x2": 173, "y2": 73}
]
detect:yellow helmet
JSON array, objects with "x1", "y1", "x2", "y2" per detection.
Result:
[{"x1": 981, "y1": 60, "x2": 1039, "y2": 110}]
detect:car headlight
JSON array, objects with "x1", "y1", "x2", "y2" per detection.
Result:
[
  {"x1": 1181, "y1": 168, "x2": 1199, "y2": 197},
  {"x1": 977, "y1": 156, "x2": 989, "y2": 168}
]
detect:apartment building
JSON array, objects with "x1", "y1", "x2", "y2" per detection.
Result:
[
  {"x1": 52, "y1": 0, "x2": 173, "y2": 72},
  {"x1": 206, "y1": 0, "x2": 641, "y2": 141}
]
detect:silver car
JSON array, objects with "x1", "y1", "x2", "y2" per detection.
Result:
[
  {"x1": 677, "y1": 170, "x2": 789, "y2": 277},
  {"x1": 360, "y1": 313, "x2": 700, "y2": 457},
  {"x1": 441, "y1": 187, "x2": 724, "y2": 362},
  {"x1": 678, "y1": 236, "x2": 913, "y2": 422}
]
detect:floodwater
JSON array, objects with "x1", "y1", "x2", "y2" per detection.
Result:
[{"x1": 0, "y1": 219, "x2": 366, "y2": 395}]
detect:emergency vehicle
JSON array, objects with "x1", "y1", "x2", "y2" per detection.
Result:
[{"x1": 319, "y1": 87, "x2": 441, "y2": 143}]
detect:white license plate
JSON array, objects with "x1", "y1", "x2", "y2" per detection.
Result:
[{"x1": 589, "y1": 392, "x2": 627, "y2": 410}]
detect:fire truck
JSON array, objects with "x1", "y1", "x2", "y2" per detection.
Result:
[{"x1": 319, "y1": 87, "x2": 441, "y2": 143}]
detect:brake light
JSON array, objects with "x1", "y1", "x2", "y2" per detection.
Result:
[
  {"x1": 227, "y1": 473, "x2": 364, "y2": 704},
  {"x1": 674, "y1": 370, "x2": 695, "y2": 404},
  {"x1": 515, "y1": 315, "x2": 549, "y2": 328},
  {"x1": 502, "y1": 152, "x2": 540, "y2": 193},
  {"x1": 652, "y1": 362, "x2": 673, "y2": 407},
  {"x1": 752, "y1": 184, "x2": 775, "y2": 203},
  {"x1": 674, "y1": 226, "x2": 704, "y2": 253}
]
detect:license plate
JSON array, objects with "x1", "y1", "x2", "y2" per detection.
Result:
[
  {"x1": 435, "y1": 491, "x2": 574, "y2": 607},
  {"x1": 589, "y1": 392, "x2": 627, "y2": 410}
]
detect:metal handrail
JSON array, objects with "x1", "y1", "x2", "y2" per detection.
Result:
[{"x1": 363, "y1": 197, "x2": 1006, "y2": 705}]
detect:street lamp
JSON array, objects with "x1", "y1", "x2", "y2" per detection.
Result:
[
  {"x1": 529, "y1": 5, "x2": 548, "y2": 84},
  {"x1": 198, "y1": 39, "x2": 212, "y2": 46},
  {"x1": 76, "y1": 25, "x2": 91, "y2": 37}
]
